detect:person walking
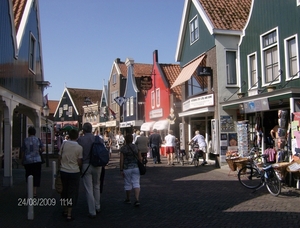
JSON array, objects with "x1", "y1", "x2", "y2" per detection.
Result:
[
  {"x1": 135, "y1": 131, "x2": 148, "y2": 164},
  {"x1": 21, "y1": 126, "x2": 45, "y2": 197},
  {"x1": 58, "y1": 129, "x2": 83, "y2": 221},
  {"x1": 164, "y1": 130, "x2": 176, "y2": 165},
  {"x1": 103, "y1": 130, "x2": 112, "y2": 159},
  {"x1": 119, "y1": 134, "x2": 142, "y2": 206},
  {"x1": 149, "y1": 129, "x2": 162, "y2": 164},
  {"x1": 77, "y1": 122, "x2": 103, "y2": 218},
  {"x1": 189, "y1": 130, "x2": 207, "y2": 166}
]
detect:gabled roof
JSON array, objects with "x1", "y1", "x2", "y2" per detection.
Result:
[
  {"x1": 48, "y1": 100, "x2": 59, "y2": 114},
  {"x1": 54, "y1": 87, "x2": 102, "y2": 117},
  {"x1": 198, "y1": 0, "x2": 252, "y2": 31},
  {"x1": 160, "y1": 64, "x2": 182, "y2": 101},
  {"x1": 176, "y1": 0, "x2": 251, "y2": 61},
  {"x1": 68, "y1": 88, "x2": 102, "y2": 115},
  {"x1": 12, "y1": 0, "x2": 26, "y2": 33}
]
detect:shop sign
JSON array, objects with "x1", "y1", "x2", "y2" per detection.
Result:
[
  {"x1": 149, "y1": 108, "x2": 163, "y2": 119},
  {"x1": 197, "y1": 66, "x2": 212, "y2": 76},
  {"x1": 243, "y1": 98, "x2": 269, "y2": 113},
  {"x1": 182, "y1": 94, "x2": 214, "y2": 112},
  {"x1": 106, "y1": 120, "x2": 117, "y2": 127},
  {"x1": 139, "y1": 76, "x2": 153, "y2": 90}
]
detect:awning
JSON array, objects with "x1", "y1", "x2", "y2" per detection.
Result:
[
  {"x1": 153, "y1": 120, "x2": 169, "y2": 131},
  {"x1": 140, "y1": 121, "x2": 155, "y2": 131},
  {"x1": 171, "y1": 55, "x2": 205, "y2": 89}
]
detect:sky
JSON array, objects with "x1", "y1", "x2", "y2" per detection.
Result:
[{"x1": 39, "y1": 0, "x2": 185, "y2": 101}]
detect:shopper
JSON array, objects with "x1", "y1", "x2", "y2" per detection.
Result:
[
  {"x1": 135, "y1": 131, "x2": 148, "y2": 164},
  {"x1": 21, "y1": 126, "x2": 45, "y2": 197},
  {"x1": 119, "y1": 134, "x2": 142, "y2": 206},
  {"x1": 164, "y1": 130, "x2": 176, "y2": 165},
  {"x1": 149, "y1": 129, "x2": 162, "y2": 164},
  {"x1": 189, "y1": 130, "x2": 207, "y2": 166},
  {"x1": 77, "y1": 122, "x2": 103, "y2": 218},
  {"x1": 59, "y1": 129, "x2": 83, "y2": 221}
]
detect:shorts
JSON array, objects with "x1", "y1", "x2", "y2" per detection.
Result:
[
  {"x1": 166, "y1": 146, "x2": 174, "y2": 154},
  {"x1": 123, "y1": 167, "x2": 140, "y2": 190},
  {"x1": 199, "y1": 147, "x2": 207, "y2": 153}
]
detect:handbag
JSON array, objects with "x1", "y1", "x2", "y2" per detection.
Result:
[
  {"x1": 55, "y1": 171, "x2": 63, "y2": 194},
  {"x1": 127, "y1": 145, "x2": 146, "y2": 175}
]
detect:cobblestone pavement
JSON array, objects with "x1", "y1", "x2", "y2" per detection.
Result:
[{"x1": 1, "y1": 153, "x2": 300, "y2": 228}]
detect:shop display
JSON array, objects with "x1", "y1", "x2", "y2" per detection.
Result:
[{"x1": 237, "y1": 121, "x2": 249, "y2": 157}]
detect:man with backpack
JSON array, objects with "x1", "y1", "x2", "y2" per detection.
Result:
[{"x1": 78, "y1": 122, "x2": 105, "y2": 218}]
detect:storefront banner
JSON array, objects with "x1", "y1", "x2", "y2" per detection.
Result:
[
  {"x1": 182, "y1": 94, "x2": 214, "y2": 112},
  {"x1": 105, "y1": 120, "x2": 118, "y2": 127},
  {"x1": 243, "y1": 98, "x2": 269, "y2": 113}
]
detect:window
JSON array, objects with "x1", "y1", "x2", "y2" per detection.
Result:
[
  {"x1": 68, "y1": 106, "x2": 73, "y2": 117},
  {"x1": 156, "y1": 88, "x2": 160, "y2": 107},
  {"x1": 187, "y1": 76, "x2": 206, "y2": 97},
  {"x1": 126, "y1": 100, "x2": 129, "y2": 117},
  {"x1": 112, "y1": 73, "x2": 117, "y2": 84},
  {"x1": 226, "y1": 51, "x2": 237, "y2": 85},
  {"x1": 151, "y1": 91, "x2": 155, "y2": 108},
  {"x1": 261, "y1": 29, "x2": 279, "y2": 85},
  {"x1": 29, "y1": 33, "x2": 36, "y2": 72},
  {"x1": 130, "y1": 96, "x2": 134, "y2": 115},
  {"x1": 247, "y1": 53, "x2": 258, "y2": 89},
  {"x1": 63, "y1": 104, "x2": 68, "y2": 110},
  {"x1": 190, "y1": 16, "x2": 199, "y2": 44},
  {"x1": 284, "y1": 35, "x2": 299, "y2": 80},
  {"x1": 59, "y1": 107, "x2": 63, "y2": 118}
]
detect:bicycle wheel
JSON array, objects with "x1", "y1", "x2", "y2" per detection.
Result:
[
  {"x1": 265, "y1": 170, "x2": 281, "y2": 196},
  {"x1": 238, "y1": 166, "x2": 262, "y2": 189}
]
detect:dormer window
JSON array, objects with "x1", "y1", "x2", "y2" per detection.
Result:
[{"x1": 190, "y1": 16, "x2": 199, "y2": 44}]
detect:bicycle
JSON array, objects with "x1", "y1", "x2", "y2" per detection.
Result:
[
  {"x1": 237, "y1": 147, "x2": 281, "y2": 196},
  {"x1": 175, "y1": 147, "x2": 185, "y2": 166},
  {"x1": 189, "y1": 142, "x2": 203, "y2": 167}
]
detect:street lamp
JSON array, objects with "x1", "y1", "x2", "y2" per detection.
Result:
[{"x1": 43, "y1": 105, "x2": 50, "y2": 167}]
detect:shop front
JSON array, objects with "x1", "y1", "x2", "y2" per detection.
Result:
[{"x1": 221, "y1": 87, "x2": 300, "y2": 164}]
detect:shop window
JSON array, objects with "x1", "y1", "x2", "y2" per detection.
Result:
[
  {"x1": 190, "y1": 16, "x2": 199, "y2": 44},
  {"x1": 29, "y1": 33, "x2": 36, "y2": 73},
  {"x1": 284, "y1": 35, "x2": 299, "y2": 80},
  {"x1": 247, "y1": 53, "x2": 258, "y2": 89},
  {"x1": 261, "y1": 28, "x2": 280, "y2": 85},
  {"x1": 226, "y1": 51, "x2": 237, "y2": 86},
  {"x1": 187, "y1": 76, "x2": 203, "y2": 97}
]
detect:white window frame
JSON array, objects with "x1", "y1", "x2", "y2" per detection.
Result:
[
  {"x1": 112, "y1": 73, "x2": 117, "y2": 84},
  {"x1": 29, "y1": 33, "x2": 36, "y2": 73},
  {"x1": 284, "y1": 34, "x2": 299, "y2": 81},
  {"x1": 226, "y1": 50, "x2": 237, "y2": 86},
  {"x1": 126, "y1": 100, "x2": 130, "y2": 117},
  {"x1": 130, "y1": 96, "x2": 134, "y2": 116},
  {"x1": 156, "y1": 88, "x2": 160, "y2": 108},
  {"x1": 151, "y1": 91, "x2": 155, "y2": 109},
  {"x1": 247, "y1": 52, "x2": 258, "y2": 89},
  {"x1": 68, "y1": 106, "x2": 73, "y2": 117},
  {"x1": 297, "y1": 0, "x2": 300, "y2": 6},
  {"x1": 260, "y1": 27, "x2": 280, "y2": 86},
  {"x1": 59, "y1": 107, "x2": 63, "y2": 118},
  {"x1": 63, "y1": 104, "x2": 68, "y2": 110},
  {"x1": 189, "y1": 15, "x2": 199, "y2": 45}
]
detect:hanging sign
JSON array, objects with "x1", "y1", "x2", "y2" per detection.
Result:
[
  {"x1": 197, "y1": 66, "x2": 212, "y2": 76},
  {"x1": 139, "y1": 76, "x2": 153, "y2": 90}
]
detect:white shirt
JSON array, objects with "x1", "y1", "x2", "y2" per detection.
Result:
[
  {"x1": 165, "y1": 134, "x2": 176, "y2": 147},
  {"x1": 192, "y1": 134, "x2": 207, "y2": 147}
]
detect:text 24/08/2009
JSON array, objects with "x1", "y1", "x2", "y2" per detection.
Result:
[{"x1": 17, "y1": 198, "x2": 72, "y2": 207}]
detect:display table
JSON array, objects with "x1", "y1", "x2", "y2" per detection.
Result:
[
  {"x1": 272, "y1": 162, "x2": 290, "y2": 181},
  {"x1": 286, "y1": 160, "x2": 300, "y2": 189}
]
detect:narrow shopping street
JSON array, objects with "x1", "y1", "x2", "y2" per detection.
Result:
[{"x1": 1, "y1": 153, "x2": 300, "y2": 228}]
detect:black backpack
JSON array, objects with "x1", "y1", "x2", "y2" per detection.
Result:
[
  {"x1": 90, "y1": 135, "x2": 109, "y2": 167},
  {"x1": 81, "y1": 136, "x2": 109, "y2": 178}
]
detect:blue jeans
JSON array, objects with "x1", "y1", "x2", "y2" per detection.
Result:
[{"x1": 151, "y1": 144, "x2": 160, "y2": 163}]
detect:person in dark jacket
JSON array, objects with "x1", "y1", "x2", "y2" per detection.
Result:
[{"x1": 148, "y1": 129, "x2": 162, "y2": 164}]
